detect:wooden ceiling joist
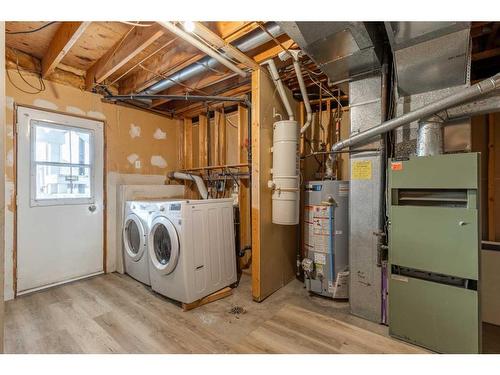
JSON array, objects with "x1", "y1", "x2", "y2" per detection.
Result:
[
  {"x1": 192, "y1": 22, "x2": 260, "y2": 71},
  {"x1": 42, "y1": 22, "x2": 91, "y2": 78},
  {"x1": 86, "y1": 23, "x2": 166, "y2": 90}
]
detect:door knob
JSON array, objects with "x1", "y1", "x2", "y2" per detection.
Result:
[{"x1": 88, "y1": 204, "x2": 97, "y2": 212}]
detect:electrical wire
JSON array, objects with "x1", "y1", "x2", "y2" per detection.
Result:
[
  {"x1": 6, "y1": 22, "x2": 58, "y2": 34},
  {"x1": 119, "y1": 21, "x2": 154, "y2": 27},
  {"x1": 6, "y1": 49, "x2": 46, "y2": 94}
]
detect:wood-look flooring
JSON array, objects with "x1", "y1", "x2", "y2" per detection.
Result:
[{"x1": 4, "y1": 272, "x2": 426, "y2": 354}]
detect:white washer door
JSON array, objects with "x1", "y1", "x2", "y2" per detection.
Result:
[
  {"x1": 148, "y1": 216, "x2": 179, "y2": 275},
  {"x1": 123, "y1": 213, "x2": 146, "y2": 262}
]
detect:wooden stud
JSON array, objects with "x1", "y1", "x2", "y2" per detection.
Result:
[
  {"x1": 42, "y1": 22, "x2": 90, "y2": 78},
  {"x1": 213, "y1": 111, "x2": 221, "y2": 166},
  {"x1": 183, "y1": 117, "x2": 193, "y2": 170},
  {"x1": 198, "y1": 114, "x2": 208, "y2": 167},
  {"x1": 237, "y1": 105, "x2": 251, "y2": 269},
  {"x1": 86, "y1": 23, "x2": 165, "y2": 89},
  {"x1": 250, "y1": 70, "x2": 261, "y2": 300},
  {"x1": 218, "y1": 108, "x2": 227, "y2": 166},
  {"x1": 488, "y1": 113, "x2": 496, "y2": 241}
]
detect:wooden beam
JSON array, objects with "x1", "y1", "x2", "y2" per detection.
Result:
[
  {"x1": 193, "y1": 22, "x2": 260, "y2": 70},
  {"x1": 472, "y1": 47, "x2": 500, "y2": 61},
  {"x1": 86, "y1": 23, "x2": 165, "y2": 89},
  {"x1": 198, "y1": 114, "x2": 208, "y2": 167},
  {"x1": 42, "y1": 22, "x2": 90, "y2": 78},
  {"x1": 253, "y1": 38, "x2": 295, "y2": 63},
  {"x1": 213, "y1": 110, "x2": 222, "y2": 165}
]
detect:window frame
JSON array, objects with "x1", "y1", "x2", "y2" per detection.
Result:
[{"x1": 30, "y1": 119, "x2": 95, "y2": 207}]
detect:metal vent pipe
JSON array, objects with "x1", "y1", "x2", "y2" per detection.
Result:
[
  {"x1": 139, "y1": 22, "x2": 283, "y2": 96},
  {"x1": 417, "y1": 115, "x2": 445, "y2": 156},
  {"x1": 331, "y1": 73, "x2": 500, "y2": 152}
]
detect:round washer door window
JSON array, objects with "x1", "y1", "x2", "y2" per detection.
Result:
[
  {"x1": 148, "y1": 216, "x2": 179, "y2": 275},
  {"x1": 123, "y1": 213, "x2": 146, "y2": 261}
]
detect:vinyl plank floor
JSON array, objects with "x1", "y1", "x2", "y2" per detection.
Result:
[{"x1": 4, "y1": 272, "x2": 427, "y2": 354}]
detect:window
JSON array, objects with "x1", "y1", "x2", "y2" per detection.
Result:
[{"x1": 31, "y1": 120, "x2": 94, "y2": 205}]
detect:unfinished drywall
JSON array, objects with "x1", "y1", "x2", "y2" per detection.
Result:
[
  {"x1": 1, "y1": 22, "x2": 6, "y2": 352},
  {"x1": 4, "y1": 69, "x2": 181, "y2": 300},
  {"x1": 251, "y1": 68, "x2": 298, "y2": 301}
]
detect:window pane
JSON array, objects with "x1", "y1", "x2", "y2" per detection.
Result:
[
  {"x1": 34, "y1": 124, "x2": 91, "y2": 165},
  {"x1": 71, "y1": 130, "x2": 91, "y2": 165},
  {"x1": 35, "y1": 165, "x2": 91, "y2": 200},
  {"x1": 35, "y1": 125, "x2": 71, "y2": 163}
]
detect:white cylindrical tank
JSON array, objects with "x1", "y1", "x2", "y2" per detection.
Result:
[{"x1": 269, "y1": 120, "x2": 299, "y2": 225}]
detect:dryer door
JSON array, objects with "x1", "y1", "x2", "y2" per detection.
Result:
[
  {"x1": 123, "y1": 213, "x2": 146, "y2": 262},
  {"x1": 148, "y1": 216, "x2": 179, "y2": 275}
]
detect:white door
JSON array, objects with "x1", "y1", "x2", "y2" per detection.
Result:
[{"x1": 16, "y1": 106, "x2": 104, "y2": 295}]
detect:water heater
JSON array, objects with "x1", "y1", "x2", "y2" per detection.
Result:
[{"x1": 268, "y1": 120, "x2": 299, "y2": 225}]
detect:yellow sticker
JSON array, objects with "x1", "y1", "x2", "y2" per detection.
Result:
[{"x1": 352, "y1": 160, "x2": 372, "y2": 180}]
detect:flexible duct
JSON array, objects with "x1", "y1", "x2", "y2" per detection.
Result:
[
  {"x1": 169, "y1": 172, "x2": 209, "y2": 199},
  {"x1": 139, "y1": 22, "x2": 283, "y2": 96},
  {"x1": 158, "y1": 22, "x2": 247, "y2": 78},
  {"x1": 331, "y1": 73, "x2": 500, "y2": 152}
]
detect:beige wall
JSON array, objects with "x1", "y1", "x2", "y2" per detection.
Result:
[
  {"x1": 1, "y1": 21, "x2": 6, "y2": 352},
  {"x1": 4, "y1": 70, "x2": 181, "y2": 300}
]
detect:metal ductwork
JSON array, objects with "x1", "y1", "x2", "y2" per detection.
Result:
[
  {"x1": 277, "y1": 22, "x2": 385, "y2": 84},
  {"x1": 138, "y1": 22, "x2": 283, "y2": 97},
  {"x1": 331, "y1": 73, "x2": 500, "y2": 152},
  {"x1": 385, "y1": 22, "x2": 471, "y2": 97}
]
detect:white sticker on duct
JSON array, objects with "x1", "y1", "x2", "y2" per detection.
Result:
[
  {"x1": 87, "y1": 111, "x2": 106, "y2": 120},
  {"x1": 129, "y1": 123, "x2": 141, "y2": 138},
  {"x1": 66, "y1": 106, "x2": 86, "y2": 116},
  {"x1": 153, "y1": 128, "x2": 167, "y2": 140},
  {"x1": 33, "y1": 99, "x2": 58, "y2": 110},
  {"x1": 151, "y1": 155, "x2": 167, "y2": 169},
  {"x1": 127, "y1": 153, "x2": 139, "y2": 165},
  {"x1": 314, "y1": 252, "x2": 326, "y2": 265}
]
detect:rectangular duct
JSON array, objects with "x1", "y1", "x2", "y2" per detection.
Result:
[
  {"x1": 349, "y1": 74, "x2": 384, "y2": 323},
  {"x1": 278, "y1": 22, "x2": 384, "y2": 84}
]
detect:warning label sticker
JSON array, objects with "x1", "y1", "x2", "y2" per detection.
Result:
[
  {"x1": 351, "y1": 160, "x2": 372, "y2": 180},
  {"x1": 391, "y1": 161, "x2": 403, "y2": 171}
]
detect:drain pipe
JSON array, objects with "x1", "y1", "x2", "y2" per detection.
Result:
[
  {"x1": 331, "y1": 73, "x2": 500, "y2": 152},
  {"x1": 278, "y1": 50, "x2": 312, "y2": 133},
  {"x1": 264, "y1": 58, "x2": 294, "y2": 121},
  {"x1": 168, "y1": 172, "x2": 209, "y2": 199}
]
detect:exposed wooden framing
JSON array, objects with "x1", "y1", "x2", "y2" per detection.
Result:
[
  {"x1": 198, "y1": 114, "x2": 209, "y2": 167},
  {"x1": 472, "y1": 47, "x2": 500, "y2": 61},
  {"x1": 183, "y1": 117, "x2": 193, "y2": 169},
  {"x1": 42, "y1": 22, "x2": 90, "y2": 78},
  {"x1": 178, "y1": 119, "x2": 185, "y2": 170},
  {"x1": 193, "y1": 22, "x2": 260, "y2": 71},
  {"x1": 237, "y1": 105, "x2": 251, "y2": 269},
  {"x1": 218, "y1": 108, "x2": 227, "y2": 165},
  {"x1": 213, "y1": 111, "x2": 222, "y2": 165},
  {"x1": 86, "y1": 23, "x2": 165, "y2": 89},
  {"x1": 250, "y1": 70, "x2": 261, "y2": 300},
  {"x1": 253, "y1": 38, "x2": 295, "y2": 63},
  {"x1": 488, "y1": 113, "x2": 496, "y2": 241},
  {"x1": 181, "y1": 163, "x2": 249, "y2": 172}
]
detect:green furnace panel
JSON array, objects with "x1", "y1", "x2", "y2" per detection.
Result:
[{"x1": 388, "y1": 153, "x2": 481, "y2": 353}]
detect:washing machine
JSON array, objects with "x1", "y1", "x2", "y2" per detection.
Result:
[
  {"x1": 123, "y1": 200, "x2": 158, "y2": 285},
  {"x1": 148, "y1": 199, "x2": 237, "y2": 304}
]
